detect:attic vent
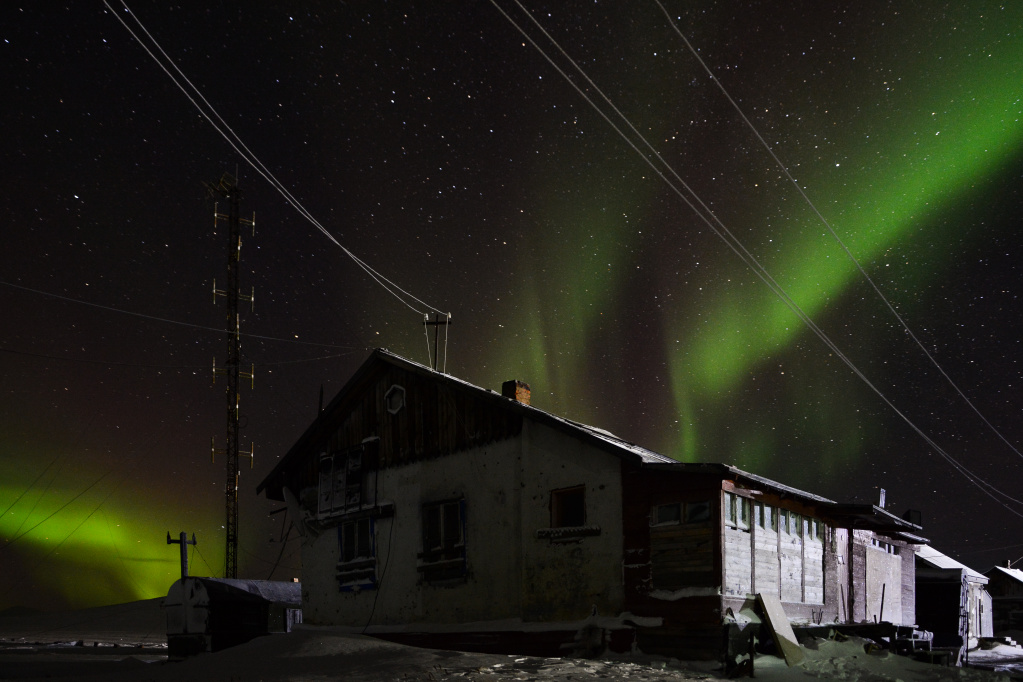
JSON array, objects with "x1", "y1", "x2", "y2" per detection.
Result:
[
  {"x1": 502, "y1": 380, "x2": 531, "y2": 406},
  {"x1": 384, "y1": 385, "x2": 406, "y2": 414}
]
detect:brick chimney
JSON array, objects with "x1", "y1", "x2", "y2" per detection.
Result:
[{"x1": 502, "y1": 380, "x2": 531, "y2": 406}]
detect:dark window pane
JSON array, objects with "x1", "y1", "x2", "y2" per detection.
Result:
[
  {"x1": 553, "y1": 487, "x2": 585, "y2": 527},
  {"x1": 656, "y1": 504, "x2": 681, "y2": 525},
  {"x1": 424, "y1": 506, "x2": 442, "y2": 551},
  {"x1": 357, "y1": 518, "x2": 372, "y2": 557},
  {"x1": 342, "y1": 523, "x2": 356, "y2": 563},
  {"x1": 443, "y1": 502, "x2": 462, "y2": 548},
  {"x1": 685, "y1": 501, "x2": 710, "y2": 525}
]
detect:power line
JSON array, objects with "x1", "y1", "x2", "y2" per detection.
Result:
[
  {"x1": 490, "y1": 1, "x2": 1023, "y2": 517},
  {"x1": 104, "y1": 1, "x2": 446, "y2": 318},
  {"x1": 0, "y1": 454, "x2": 62, "y2": 522},
  {"x1": 0, "y1": 280, "x2": 363, "y2": 350},
  {"x1": 0, "y1": 471, "x2": 112, "y2": 553},
  {"x1": 652, "y1": 0, "x2": 1023, "y2": 464}
]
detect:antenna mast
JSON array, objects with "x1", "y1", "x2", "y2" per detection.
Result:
[{"x1": 207, "y1": 173, "x2": 255, "y2": 579}]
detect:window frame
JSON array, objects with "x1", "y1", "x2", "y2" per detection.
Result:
[
  {"x1": 316, "y1": 443, "x2": 377, "y2": 518},
  {"x1": 336, "y1": 516, "x2": 376, "y2": 590},
  {"x1": 418, "y1": 498, "x2": 467, "y2": 582},
  {"x1": 724, "y1": 492, "x2": 750, "y2": 531},
  {"x1": 550, "y1": 485, "x2": 586, "y2": 528}
]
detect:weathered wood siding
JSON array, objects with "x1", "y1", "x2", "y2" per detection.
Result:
[
  {"x1": 803, "y1": 519, "x2": 824, "y2": 604},
  {"x1": 723, "y1": 525, "x2": 752, "y2": 597},
  {"x1": 779, "y1": 512, "x2": 803, "y2": 603},
  {"x1": 650, "y1": 523, "x2": 714, "y2": 589},
  {"x1": 621, "y1": 464, "x2": 724, "y2": 658},
  {"x1": 753, "y1": 511, "x2": 779, "y2": 598},
  {"x1": 284, "y1": 363, "x2": 523, "y2": 501}
]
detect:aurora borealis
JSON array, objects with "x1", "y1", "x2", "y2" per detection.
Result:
[{"x1": 2, "y1": 2, "x2": 1022, "y2": 611}]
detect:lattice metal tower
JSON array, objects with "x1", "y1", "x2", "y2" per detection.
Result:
[{"x1": 207, "y1": 173, "x2": 254, "y2": 579}]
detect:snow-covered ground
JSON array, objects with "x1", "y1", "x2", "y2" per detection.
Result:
[{"x1": 0, "y1": 601, "x2": 1016, "y2": 681}]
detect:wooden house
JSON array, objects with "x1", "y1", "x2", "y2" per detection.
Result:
[
  {"x1": 914, "y1": 546, "x2": 992, "y2": 651},
  {"x1": 256, "y1": 349, "x2": 925, "y2": 658},
  {"x1": 983, "y1": 564, "x2": 1023, "y2": 634}
]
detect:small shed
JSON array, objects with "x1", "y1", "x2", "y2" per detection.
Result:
[
  {"x1": 164, "y1": 577, "x2": 302, "y2": 657},
  {"x1": 915, "y1": 545, "x2": 992, "y2": 650},
  {"x1": 983, "y1": 565, "x2": 1023, "y2": 634}
]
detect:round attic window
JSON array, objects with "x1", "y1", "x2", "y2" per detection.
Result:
[{"x1": 384, "y1": 384, "x2": 406, "y2": 415}]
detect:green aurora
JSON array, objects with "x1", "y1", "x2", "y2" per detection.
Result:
[
  {"x1": 488, "y1": 4, "x2": 1023, "y2": 465},
  {"x1": 0, "y1": 480, "x2": 219, "y2": 609}
]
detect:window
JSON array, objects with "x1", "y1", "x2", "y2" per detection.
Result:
[
  {"x1": 870, "y1": 537, "x2": 900, "y2": 555},
  {"x1": 652, "y1": 501, "x2": 710, "y2": 527},
  {"x1": 685, "y1": 501, "x2": 711, "y2": 524},
  {"x1": 724, "y1": 493, "x2": 749, "y2": 531},
  {"x1": 336, "y1": 517, "x2": 375, "y2": 589},
  {"x1": 419, "y1": 499, "x2": 466, "y2": 582},
  {"x1": 551, "y1": 486, "x2": 586, "y2": 528},
  {"x1": 317, "y1": 444, "x2": 377, "y2": 516},
  {"x1": 384, "y1": 384, "x2": 406, "y2": 414},
  {"x1": 341, "y1": 517, "x2": 373, "y2": 563},
  {"x1": 653, "y1": 503, "x2": 681, "y2": 526}
]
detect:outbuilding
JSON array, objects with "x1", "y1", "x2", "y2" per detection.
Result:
[
  {"x1": 914, "y1": 545, "x2": 992, "y2": 653},
  {"x1": 983, "y1": 564, "x2": 1023, "y2": 635},
  {"x1": 164, "y1": 577, "x2": 302, "y2": 657}
]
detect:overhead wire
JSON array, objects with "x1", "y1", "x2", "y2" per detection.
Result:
[
  {"x1": 0, "y1": 471, "x2": 112, "y2": 554},
  {"x1": 0, "y1": 453, "x2": 63, "y2": 522},
  {"x1": 652, "y1": 0, "x2": 1023, "y2": 463},
  {"x1": 0, "y1": 485, "x2": 121, "y2": 603},
  {"x1": 0, "y1": 280, "x2": 362, "y2": 350},
  {"x1": 490, "y1": 1, "x2": 1023, "y2": 516},
  {"x1": 104, "y1": 1, "x2": 446, "y2": 319}
]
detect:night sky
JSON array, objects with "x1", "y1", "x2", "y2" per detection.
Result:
[{"x1": 2, "y1": 2, "x2": 1022, "y2": 611}]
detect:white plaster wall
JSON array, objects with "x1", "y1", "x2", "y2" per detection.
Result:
[
  {"x1": 517, "y1": 421, "x2": 625, "y2": 621},
  {"x1": 301, "y1": 437, "x2": 524, "y2": 627},
  {"x1": 300, "y1": 419, "x2": 628, "y2": 628}
]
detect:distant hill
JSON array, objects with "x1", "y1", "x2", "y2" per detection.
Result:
[{"x1": 0, "y1": 598, "x2": 165, "y2": 644}]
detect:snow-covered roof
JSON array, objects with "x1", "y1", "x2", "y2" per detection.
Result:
[
  {"x1": 198, "y1": 578, "x2": 303, "y2": 605},
  {"x1": 915, "y1": 545, "x2": 987, "y2": 582},
  {"x1": 987, "y1": 565, "x2": 1023, "y2": 585},
  {"x1": 364, "y1": 349, "x2": 678, "y2": 466},
  {"x1": 259, "y1": 349, "x2": 900, "y2": 516}
]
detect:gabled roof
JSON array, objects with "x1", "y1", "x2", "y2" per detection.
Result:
[
  {"x1": 257, "y1": 348, "x2": 675, "y2": 495},
  {"x1": 986, "y1": 565, "x2": 1023, "y2": 585},
  {"x1": 916, "y1": 545, "x2": 987, "y2": 582},
  {"x1": 255, "y1": 349, "x2": 926, "y2": 537}
]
